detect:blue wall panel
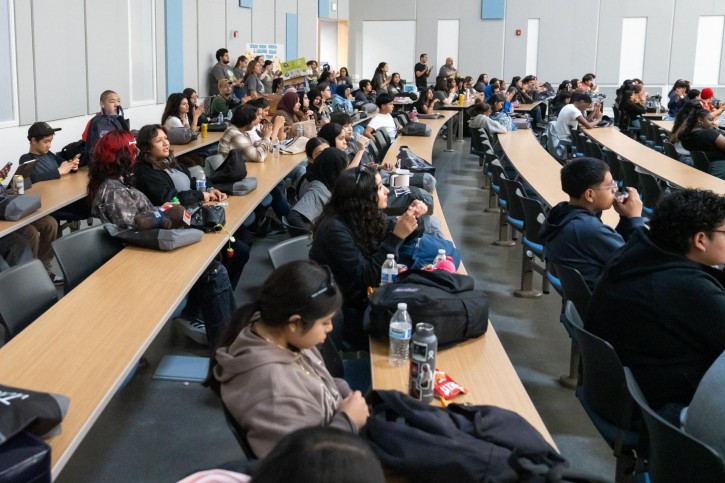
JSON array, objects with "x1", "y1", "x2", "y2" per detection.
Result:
[
  {"x1": 286, "y1": 13, "x2": 298, "y2": 60},
  {"x1": 239, "y1": 0, "x2": 253, "y2": 8},
  {"x1": 165, "y1": 0, "x2": 184, "y2": 96},
  {"x1": 318, "y1": 0, "x2": 330, "y2": 19},
  {"x1": 481, "y1": 0, "x2": 505, "y2": 20}
]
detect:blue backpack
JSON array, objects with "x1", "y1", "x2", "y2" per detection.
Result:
[{"x1": 398, "y1": 234, "x2": 461, "y2": 270}]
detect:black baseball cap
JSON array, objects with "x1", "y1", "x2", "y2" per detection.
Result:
[{"x1": 28, "y1": 122, "x2": 61, "y2": 140}]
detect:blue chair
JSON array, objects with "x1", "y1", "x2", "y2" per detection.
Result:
[
  {"x1": 493, "y1": 171, "x2": 517, "y2": 247},
  {"x1": 517, "y1": 194, "x2": 556, "y2": 298},
  {"x1": 637, "y1": 172, "x2": 664, "y2": 216},
  {"x1": 485, "y1": 159, "x2": 505, "y2": 213},
  {"x1": 563, "y1": 302, "x2": 641, "y2": 482},
  {"x1": 624, "y1": 367, "x2": 725, "y2": 483}
]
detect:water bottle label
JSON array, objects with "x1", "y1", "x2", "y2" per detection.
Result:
[
  {"x1": 196, "y1": 179, "x2": 206, "y2": 191},
  {"x1": 389, "y1": 327, "x2": 411, "y2": 340},
  {"x1": 381, "y1": 271, "x2": 397, "y2": 284}
]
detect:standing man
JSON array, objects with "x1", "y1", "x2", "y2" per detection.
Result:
[
  {"x1": 211, "y1": 48, "x2": 242, "y2": 94},
  {"x1": 439, "y1": 57, "x2": 457, "y2": 78},
  {"x1": 414, "y1": 54, "x2": 432, "y2": 91}
]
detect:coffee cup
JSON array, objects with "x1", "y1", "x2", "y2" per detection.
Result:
[{"x1": 390, "y1": 169, "x2": 410, "y2": 187}]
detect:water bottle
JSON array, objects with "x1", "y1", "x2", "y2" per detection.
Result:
[
  {"x1": 409, "y1": 323, "x2": 438, "y2": 403},
  {"x1": 388, "y1": 303, "x2": 412, "y2": 366},
  {"x1": 296, "y1": 125, "x2": 304, "y2": 138},
  {"x1": 410, "y1": 107, "x2": 418, "y2": 121},
  {"x1": 195, "y1": 171, "x2": 207, "y2": 192},
  {"x1": 380, "y1": 254, "x2": 397, "y2": 285},
  {"x1": 217, "y1": 112, "x2": 224, "y2": 124},
  {"x1": 272, "y1": 142, "x2": 280, "y2": 158},
  {"x1": 433, "y1": 249, "x2": 446, "y2": 264},
  {"x1": 226, "y1": 110, "x2": 233, "y2": 121}
]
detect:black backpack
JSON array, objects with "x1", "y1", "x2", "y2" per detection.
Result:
[{"x1": 369, "y1": 269, "x2": 488, "y2": 348}]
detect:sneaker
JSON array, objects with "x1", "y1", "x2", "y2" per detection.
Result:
[
  {"x1": 174, "y1": 317, "x2": 208, "y2": 345},
  {"x1": 266, "y1": 219, "x2": 287, "y2": 236},
  {"x1": 48, "y1": 271, "x2": 64, "y2": 286}
]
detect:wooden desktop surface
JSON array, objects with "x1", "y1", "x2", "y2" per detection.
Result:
[
  {"x1": 0, "y1": 169, "x2": 89, "y2": 238},
  {"x1": 513, "y1": 101, "x2": 542, "y2": 112},
  {"x1": 652, "y1": 120, "x2": 673, "y2": 133},
  {"x1": 497, "y1": 130, "x2": 619, "y2": 227},
  {"x1": 373, "y1": 112, "x2": 556, "y2": 448},
  {"x1": 583, "y1": 127, "x2": 725, "y2": 193},
  {"x1": 0, "y1": 151, "x2": 306, "y2": 478},
  {"x1": 174, "y1": 131, "x2": 224, "y2": 156},
  {"x1": 642, "y1": 112, "x2": 666, "y2": 119}
]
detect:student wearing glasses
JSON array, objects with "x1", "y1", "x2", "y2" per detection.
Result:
[
  {"x1": 310, "y1": 166, "x2": 427, "y2": 350},
  {"x1": 540, "y1": 157, "x2": 644, "y2": 290},
  {"x1": 210, "y1": 260, "x2": 370, "y2": 458},
  {"x1": 587, "y1": 189, "x2": 725, "y2": 419}
]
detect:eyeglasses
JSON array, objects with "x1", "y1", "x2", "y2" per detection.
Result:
[
  {"x1": 592, "y1": 182, "x2": 618, "y2": 193},
  {"x1": 309, "y1": 265, "x2": 336, "y2": 300},
  {"x1": 355, "y1": 164, "x2": 375, "y2": 185},
  {"x1": 709, "y1": 230, "x2": 725, "y2": 236}
]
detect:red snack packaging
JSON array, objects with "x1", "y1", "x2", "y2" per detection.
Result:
[{"x1": 434, "y1": 369, "x2": 468, "y2": 400}]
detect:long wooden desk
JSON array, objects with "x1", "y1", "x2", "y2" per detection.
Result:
[
  {"x1": 174, "y1": 131, "x2": 224, "y2": 156},
  {"x1": 371, "y1": 115, "x2": 556, "y2": 448},
  {"x1": 0, "y1": 169, "x2": 89, "y2": 238},
  {"x1": 436, "y1": 98, "x2": 475, "y2": 143},
  {"x1": 514, "y1": 101, "x2": 542, "y2": 113},
  {"x1": 643, "y1": 112, "x2": 667, "y2": 119},
  {"x1": 0, "y1": 151, "x2": 305, "y2": 478},
  {"x1": 583, "y1": 126, "x2": 725, "y2": 193},
  {"x1": 652, "y1": 120, "x2": 673, "y2": 133},
  {"x1": 497, "y1": 130, "x2": 619, "y2": 227}
]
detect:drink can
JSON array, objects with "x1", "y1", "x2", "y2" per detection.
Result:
[
  {"x1": 13, "y1": 175, "x2": 24, "y2": 195},
  {"x1": 201, "y1": 123, "x2": 208, "y2": 137},
  {"x1": 196, "y1": 179, "x2": 206, "y2": 192}
]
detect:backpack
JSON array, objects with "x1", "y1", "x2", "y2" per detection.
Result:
[
  {"x1": 396, "y1": 146, "x2": 436, "y2": 175},
  {"x1": 362, "y1": 390, "x2": 567, "y2": 483},
  {"x1": 369, "y1": 269, "x2": 488, "y2": 348},
  {"x1": 83, "y1": 112, "x2": 130, "y2": 165}
]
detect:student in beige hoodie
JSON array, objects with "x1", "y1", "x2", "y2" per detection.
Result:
[{"x1": 210, "y1": 260, "x2": 369, "y2": 458}]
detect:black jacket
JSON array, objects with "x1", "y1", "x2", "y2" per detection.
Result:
[
  {"x1": 586, "y1": 228, "x2": 725, "y2": 409},
  {"x1": 134, "y1": 161, "x2": 204, "y2": 208}
]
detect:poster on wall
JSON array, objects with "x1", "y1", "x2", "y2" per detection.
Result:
[{"x1": 246, "y1": 43, "x2": 285, "y2": 72}]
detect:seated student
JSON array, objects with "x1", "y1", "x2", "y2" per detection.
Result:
[
  {"x1": 318, "y1": 69, "x2": 338, "y2": 94},
  {"x1": 484, "y1": 78, "x2": 500, "y2": 101},
  {"x1": 19, "y1": 122, "x2": 80, "y2": 181},
  {"x1": 245, "y1": 97, "x2": 287, "y2": 141},
  {"x1": 432, "y1": 77, "x2": 456, "y2": 107},
  {"x1": 683, "y1": 351, "x2": 725, "y2": 457},
  {"x1": 415, "y1": 87, "x2": 436, "y2": 115},
  {"x1": 306, "y1": 59, "x2": 320, "y2": 85},
  {"x1": 671, "y1": 102, "x2": 725, "y2": 178},
  {"x1": 387, "y1": 73, "x2": 405, "y2": 97},
  {"x1": 315, "y1": 82, "x2": 334, "y2": 124},
  {"x1": 468, "y1": 101, "x2": 507, "y2": 134},
  {"x1": 363, "y1": 93, "x2": 399, "y2": 143},
  {"x1": 666, "y1": 79, "x2": 690, "y2": 120},
  {"x1": 550, "y1": 90, "x2": 572, "y2": 118},
  {"x1": 698, "y1": 88, "x2": 725, "y2": 117},
  {"x1": 336, "y1": 67, "x2": 353, "y2": 88},
  {"x1": 275, "y1": 91, "x2": 306, "y2": 126},
  {"x1": 473, "y1": 73, "x2": 488, "y2": 93},
  {"x1": 586, "y1": 189, "x2": 725, "y2": 414},
  {"x1": 296, "y1": 138, "x2": 330, "y2": 198},
  {"x1": 329, "y1": 112, "x2": 372, "y2": 167},
  {"x1": 133, "y1": 124, "x2": 252, "y2": 289},
  {"x1": 162, "y1": 92, "x2": 202, "y2": 132},
  {"x1": 211, "y1": 79, "x2": 242, "y2": 119},
  {"x1": 182, "y1": 88, "x2": 210, "y2": 127},
  {"x1": 331, "y1": 85, "x2": 354, "y2": 114},
  {"x1": 539, "y1": 157, "x2": 644, "y2": 289},
  {"x1": 318, "y1": 122, "x2": 368, "y2": 169},
  {"x1": 309, "y1": 166, "x2": 427, "y2": 350},
  {"x1": 210, "y1": 260, "x2": 370, "y2": 458},
  {"x1": 287, "y1": 148, "x2": 348, "y2": 236},
  {"x1": 0, "y1": 233, "x2": 34, "y2": 273},
  {"x1": 297, "y1": 91, "x2": 316, "y2": 122},
  {"x1": 617, "y1": 85, "x2": 647, "y2": 132},
  {"x1": 88, "y1": 130, "x2": 235, "y2": 348},
  {"x1": 488, "y1": 93, "x2": 517, "y2": 132},
  {"x1": 83, "y1": 90, "x2": 129, "y2": 165},
  {"x1": 352, "y1": 80, "x2": 376, "y2": 109},
  {"x1": 555, "y1": 93, "x2": 602, "y2": 143}
]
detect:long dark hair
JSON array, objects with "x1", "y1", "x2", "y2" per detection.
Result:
[
  {"x1": 416, "y1": 87, "x2": 434, "y2": 111},
  {"x1": 207, "y1": 260, "x2": 342, "y2": 391},
  {"x1": 671, "y1": 102, "x2": 710, "y2": 143},
  {"x1": 161, "y1": 93, "x2": 186, "y2": 125},
  {"x1": 314, "y1": 167, "x2": 386, "y2": 256},
  {"x1": 136, "y1": 124, "x2": 178, "y2": 170},
  {"x1": 182, "y1": 88, "x2": 197, "y2": 107},
  {"x1": 317, "y1": 123, "x2": 344, "y2": 147},
  {"x1": 372, "y1": 62, "x2": 387, "y2": 89},
  {"x1": 87, "y1": 130, "x2": 138, "y2": 203},
  {"x1": 305, "y1": 147, "x2": 348, "y2": 191}
]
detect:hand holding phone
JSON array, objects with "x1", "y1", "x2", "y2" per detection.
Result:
[{"x1": 0, "y1": 161, "x2": 12, "y2": 179}]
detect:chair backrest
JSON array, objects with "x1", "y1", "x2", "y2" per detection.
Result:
[
  {"x1": 490, "y1": 160, "x2": 506, "y2": 192},
  {"x1": 395, "y1": 112, "x2": 409, "y2": 126},
  {"x1": 52, "y1": 225, "x2": 125, "y2": 292},
  {"x1": 637, "y1": 171, "x2": 664, "y2": 212},
  {"x1": 564, "y1": 302, "x2": 636, "y2": 428},
  {"x1": 619, "y1": 159, "x2": 640, "y2": 191},
  {"x1": 624, "y1": 367, "x2": 725, "y2": 482},
  {"x1": 603, "y1": 149, "x2": 623, "y2": 184},
  {"x1": 367, "y1": 141, "x2": 382, "y2": 163},
  {"x1": 554, "y1": 264, "x2": 592, "y2": 318},
  {"x1": 662, "y1": 141, "x2": 680, "y2": 161},
  {"x1": 220, "y1": 398, "x2": 257, "y2": 460},
  {"x1": 377, "y1": 127, "x2": 392, "y2": 146},
  {"x1": 268, "y1": 234, "x2": 312, "y2": 269},
  {"x1": 0, "y1": 259, "x2": 59, "y2": 340},
  {"x1": 690, "y1": 151, "x2": 711, "y2": 174},
  {"x1": 588, "y1": 141, "x2": 604, "y2": 161},
  {"x1": 518, "y1": 193, "x2": 546, "y2": 247},
  {"x1": 371, "y1": 129, "x2": 390, "y2": 159},
  {"x1": 499, "y1": 178, "x2": 526, "y2": 224}
]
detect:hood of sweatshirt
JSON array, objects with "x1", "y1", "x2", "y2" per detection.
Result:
[{"x1": 540, "y1": 202, "x2": 601, "y2": 243}]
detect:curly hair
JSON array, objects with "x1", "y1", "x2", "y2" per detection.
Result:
[
  {"x1": 649, "y1": 189, "x2": 725, "y2": 254},
  {"x1": 87, "y1": 130, "x2": 137, "y2": 202},
  {"x1": 671, "y1": 102, "x2": 710, "y2": 143},
  {"x1": 136, "y1": 124, "x2": 178, "y2": 171},
  {"x1": 161, "y1": 93, "x2": 186, "y2": 126},
  {"x1": 313, "y1": 167, "x2": 386, "y2": 256}
]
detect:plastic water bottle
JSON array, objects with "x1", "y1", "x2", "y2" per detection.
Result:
[
  {"x1": 409, "y1": 323, "x2": 438, "y2": 403},
  {"x1": 433, "y1": 249, "x2": 446, "y2": 264},
  {"x1": 272, "y1": 142, "x2": 280, "y2": 158},
  {"x1": 296, "y1": 125, "x2": 304, "y2": 138},
  {"x1": 389, "y1": 303, "x2": 412, "y2": 366},
  {"x1": 380, "y1": 254, "x2": 397, "y2": 285},
  {"x1": 410, "y1": 107, "x2": 418, "y2": 121},
  {"x1": 217, "y1": 112, "x2": 224, "y2": 124},
  {"x1": 226, "y1": 110, "x2": 233, "y2": 121}
]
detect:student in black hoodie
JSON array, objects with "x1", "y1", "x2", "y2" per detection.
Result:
[
  {"x1": 539, "y1": 157, "x2": 644, "y2": 289},
  {"x1": 587, "y1": 189, "x2": 725, "y2": 415}
]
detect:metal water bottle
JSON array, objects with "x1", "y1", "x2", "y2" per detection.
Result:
[{"x1": 409, "y1": 323, "x2": 437, "y2": 404}]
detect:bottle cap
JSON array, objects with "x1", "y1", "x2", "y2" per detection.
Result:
[
  {"x1": 438, "y1": 249, "x2": 446, "y2": 254},
  {"x1": 171, "y1": 197, "x2": 179, "y2": 203},
  {"x1": 397, "y1": 303, "x2": 407, "y2": 310},
  {"x1": 387, "y1": 254, "x2": 395, "y2": 259}
]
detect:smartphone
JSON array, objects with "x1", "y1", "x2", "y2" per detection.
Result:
[{"x1": 0, "y1": 161, "x2": 12, "y2": 178}]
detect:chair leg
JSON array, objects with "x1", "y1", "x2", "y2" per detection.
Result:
[
  {"x1": 493, "y1": 211, "x2": 516, "y2": 247},
  {"x1": 558, "y1": 340, "x2": 579, "y2": 389},
  {"x1": 481, "y1": 162, "x2": 491, "y2": 189},
  {"x1": 485, "y1": 188, "x2": 499, "y2": 212},
  {"x1": 514, "y1": 246, "x2": 542, "y2": 297}
]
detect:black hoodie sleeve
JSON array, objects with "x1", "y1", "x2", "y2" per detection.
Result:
[{"x1": 134, "y1": 163, "x2": 204, "y2": 207}]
